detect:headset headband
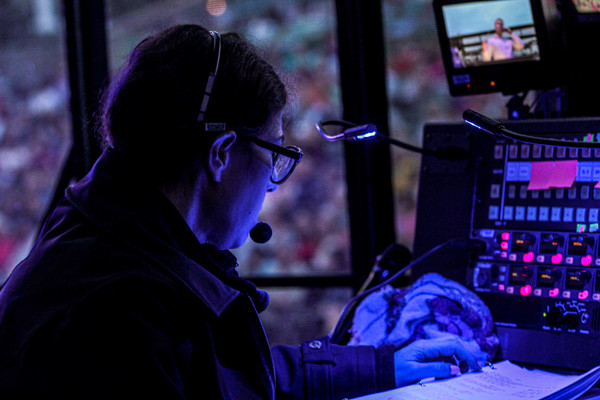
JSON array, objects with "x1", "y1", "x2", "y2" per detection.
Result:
[{"x1": 196, "y1": 30, "x2": 226, "y2": 132}]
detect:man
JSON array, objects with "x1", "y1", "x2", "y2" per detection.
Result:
[
  {"x1": 0, "y1": 25, "x2": 480, "y2": 399},
  {"x1": 482, "y1": 18, "x2": 524, "y2": 61}
]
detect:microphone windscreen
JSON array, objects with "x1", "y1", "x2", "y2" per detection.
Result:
[{"x1": 250, "y1": 222, "x2": 272, "y2": 244}]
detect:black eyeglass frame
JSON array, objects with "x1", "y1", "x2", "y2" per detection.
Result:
[{"x1": 238, "y1": 134, "x2": 303, "y2": 184}]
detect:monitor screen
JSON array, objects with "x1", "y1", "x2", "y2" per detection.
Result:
[
  {"x1": 571, "y1": 0, "x2": 600, "y2": 13},
  {"x1": 565, "y1": 0, "x2": 600, "y2": 22},
  {"x1": 442, "y1": 0, "x2": 539, "y2": 68},
  {"x1": 433, "y1": 0, "x2": 562, "y2": 96}
]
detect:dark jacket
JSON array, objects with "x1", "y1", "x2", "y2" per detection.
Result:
[{"x1": 0, "y1": 149, "x2": 395, "y2": 399}]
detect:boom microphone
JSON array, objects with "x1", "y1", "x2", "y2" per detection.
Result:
[{"x1": 250, "y1": 222, "x2": 272, "y2": 244}]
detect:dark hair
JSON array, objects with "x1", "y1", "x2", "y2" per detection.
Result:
[{"x1": 99, "y1": 24, "x2": 288, "y2": 181}]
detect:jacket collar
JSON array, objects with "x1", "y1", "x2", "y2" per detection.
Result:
[{"x1": 66, "y1": 148, "x2": 268, "y2": 316}]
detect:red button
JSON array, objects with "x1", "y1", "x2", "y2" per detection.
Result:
[
  {"x1": 551, "y1": 254, "x2": 563, "y2": 264},
  {"x1": 523, "y1": 252, "x2": 535, "y2": 263},
  {"x1": 520, "y1": 285, "x2": 532, "y2": 296},
  {"x1": 582, "y1": 255, "x2": 592, "y2": 266}
]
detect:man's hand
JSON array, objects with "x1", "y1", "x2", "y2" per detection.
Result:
[
  {"x1": 393, "y1": 337, "x2": 481, "y2": 387},
  {"x1": 504, "y1": 27, "x2": 513, "y2": 34}
]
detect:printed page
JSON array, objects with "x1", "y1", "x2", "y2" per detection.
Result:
[{"x1": 351, "y1": 361, "x2": 586, "y2": 400}]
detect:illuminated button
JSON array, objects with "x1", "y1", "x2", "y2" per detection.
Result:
[
  {"x1": 506, "y1": 163, "x2": 518, "y2": 180},
  {"x1": 501, "y1": 251, "x2": 508, "y2": 258},
  {"x1": 498, "y1": 284, "x2": 505, "y2": 291},
  {"x1": 509, "y1": 254, "x2": 517, "y2": 261},
  {"x1": 551, "y1": 253, "x2": 563, "y2": 264},
  {"x1": 591, "y1": 224, "x2": 599, "y2": 233},
  {"x1": 515, "y1": 207, "x2": 525, "y2": 221},
  {"x1": 501, "y1": 241, "x2": 509, "y2": 250},
  {"x1": 593, "y1": 164, "x2": 600, "y2": 179},
  {"x1": 534, "y1": 288, "x2": 542, "y2": 296},
  {"x1": 488, "y1": 206, "x2": 499, "y2": 220},
  {"x1": 520, "y1": 285, "x2": 532, "y2": 296},
  {"x1": 566, "y1": 257, "x2": 574, "y2": 264},
  {"x1": 523, "y1": 252, "x2": 535, "y2": 263},
  {"x1": 502, "y1": 232, "x2": 511, "y2": 241},
  {"x1": 549, "y1": 288, "x2": 560, "y2": 297},
  {"x1": 593, "y1": 293, "x2": 600, "y2": 301},
  {"x1": 545, "y1": 147, "x2": 554, "y2": 158},
  {"x1": 526, "y1": 206, "x2": 537, "y2": 221},
  {"x1": 504, "y1": 206, "x2": 514, "y2": 220},
  {"x1": 590, "y1": 209, "x2": 599, "y2": 223},
  {"x1": 507, "y1": 286, "x2": 514, "y2": 294},
  {"x1": 563, "y1": 291, "x2": 571, "y2": 298},
  {"x1": 579, "y1": 163, "x2": 593, "y2": 181},
  {"x1": 551, "y1": 207, "x2": 561, "y2": 222},
  {"x1": 521, "y1": 145, "x2": 530, "y2": 159},
  {"x1": 579, "y1": 290, "x2": 589, "y2": 300},
  {"x1": 564, "y1": 208, "x2": 574, "y2": 222},
  {"x1": 480, "y1": 229, "x2": 495, "y2": 238},
  {"x1": 539, "y1": 207, "x2": 549, "y2": 221},
  {"x1": 536, "y1": 255, "x2": 545, "y2": 263},
  {"x1": 582, "y1": 255, "x2": 593, "y2": 266},
  {"x1": 518, "y1": 162, "x2": 530, "y2": 180},
  {"x1": 576, "y1": 208, "x2": 587, "y2": 223}
]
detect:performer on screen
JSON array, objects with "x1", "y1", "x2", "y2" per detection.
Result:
[{"x1": 482, "y1": 18, "x2": 524, "y2": 61}]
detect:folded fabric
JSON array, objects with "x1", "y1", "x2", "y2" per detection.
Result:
[{"x1": 347, "y1": 273, "x2": 499, "y2": 362}]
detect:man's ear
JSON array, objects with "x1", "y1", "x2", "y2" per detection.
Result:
[{"x1": 207, "y1": 131, "x2": 237, "y2": 182}]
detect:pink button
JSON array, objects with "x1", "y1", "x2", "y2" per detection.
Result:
[
  {"x1": 502, "y1": 232, "x2": 511, "y2": 241},
  {"x1": 551, "y1": 253, "x2": 563, "y2": 264},
  {"x1": 549, "y1": 288, "x2": 560, "y2": 297},
  {"x1": 582, "y1": 255, "x2": 593, "y2": 266},
  {"x1": 579, "y1": 290, "x2": 589, "y2": 300},
  {"x1": 523, "y1": 252, "x2": 535, "y2": 263},
  {"x1": 501, "y1": 241, "x2": 509, "y2": 250},
  {"x1": 520, "y1": 285, "x2": 532, "y2": 296}
]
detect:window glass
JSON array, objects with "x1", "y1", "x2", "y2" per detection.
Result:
[
  {"x1": 0, "y1": 0, "x2": 71, "y2": 282},
  {"x1": 382, "y1": 1, "x2": 506, "y2": 248},
  {"x1": 105, "y1": 0, "x2": 349, "y2": 278}
]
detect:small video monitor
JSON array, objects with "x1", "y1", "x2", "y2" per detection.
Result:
[
  {"x1": 564, "y1": 0, "x2": 600, "y2": 23},
  {"x1": 433, "y1": 0, "x2": 563, "y2": 95}
]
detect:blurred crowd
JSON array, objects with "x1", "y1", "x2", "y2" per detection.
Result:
[{"x1": 0, "y1": 0, "x2": 505, "y2": 344}]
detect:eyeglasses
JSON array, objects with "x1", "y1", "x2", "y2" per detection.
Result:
[{"x1": 238, "y1": 134, "x2": 303, "y2": 184}]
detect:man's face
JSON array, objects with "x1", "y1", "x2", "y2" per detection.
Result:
[
  {"x1": 216, "y1": 115, "x2": 283, "y2": 249},
  {"x1": 495, "y1": 19, "x2": 504, "y2": 35}
]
